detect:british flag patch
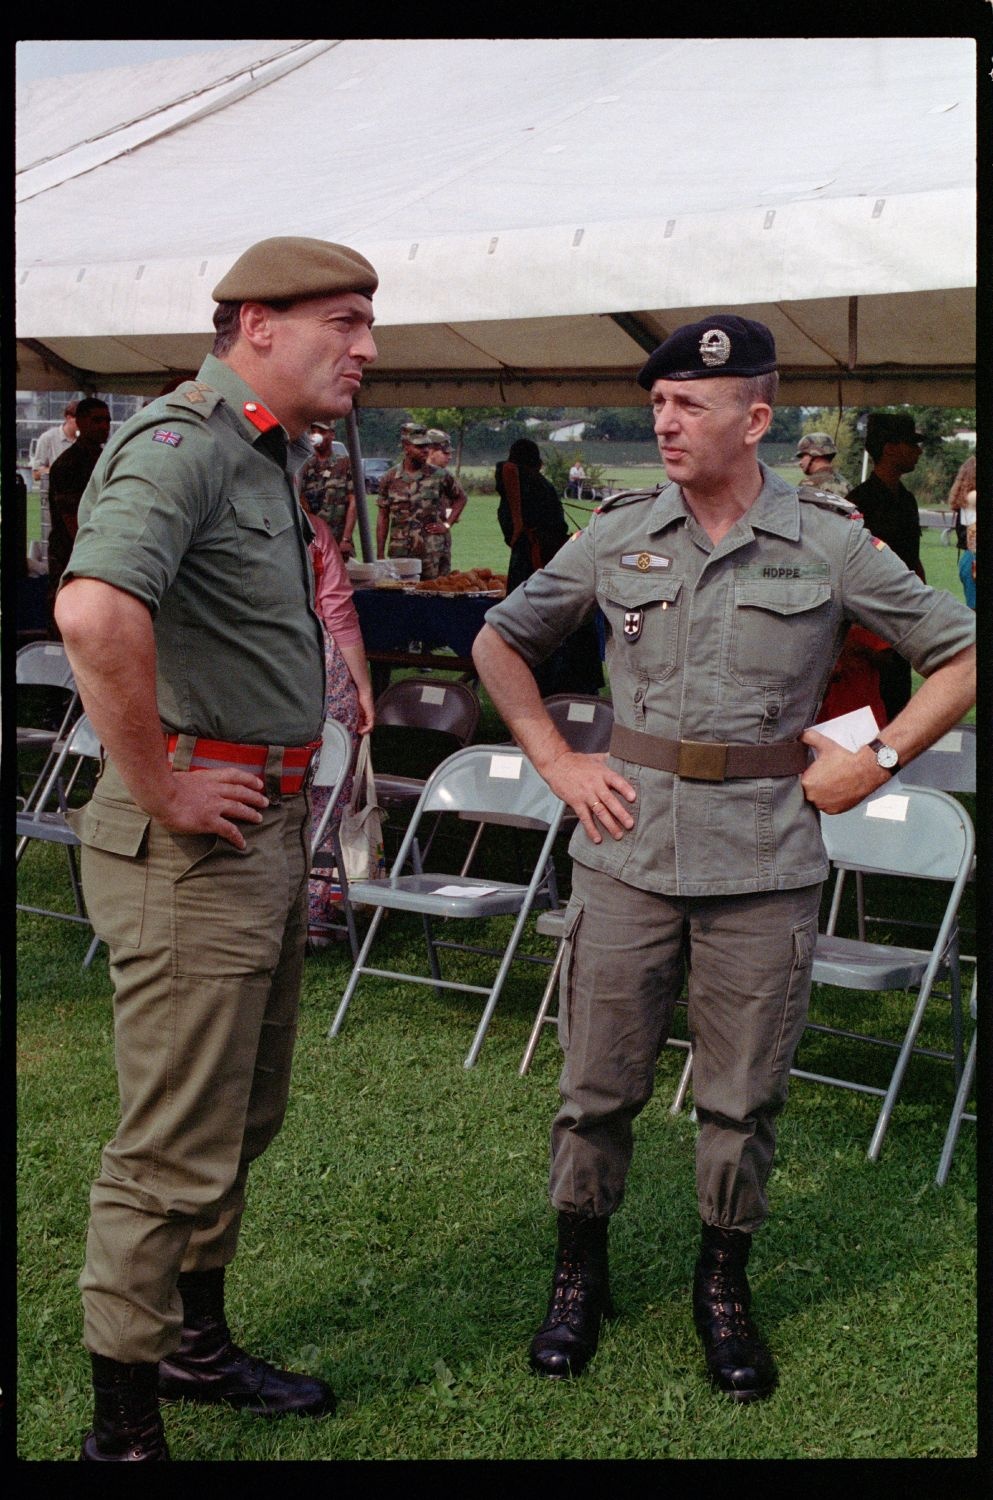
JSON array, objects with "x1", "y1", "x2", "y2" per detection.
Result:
[{"x1": 153, "y1": 429, "x2": 183, "y2": 446}]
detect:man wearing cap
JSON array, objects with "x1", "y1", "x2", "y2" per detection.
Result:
[
  {"x1": 794, "y1": 432, "x2": 850, "y2": 498},
  {"x1": 847, "y1": 412, "x2": 926, "y2": 718},
  {"x1": 55, "y1": 236, "x2": 378, "y2": 1460},
  {"x1": 298, "y1": 421, "x2": 358, "y2": 556},
  {"x1": 375, "y1": 425, "x2": 467, "y2": 580},
  {"x1": 473, "y1": 315, "x2": 975, "y2": 1404}
]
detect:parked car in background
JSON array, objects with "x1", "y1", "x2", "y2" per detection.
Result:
[{"x1": 361, "y1": 458, "x2": 391, "y2": 493}]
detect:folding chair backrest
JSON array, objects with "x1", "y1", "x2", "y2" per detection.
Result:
[
  {"x1": 312, "y1": 718, "x2": 354, "y2": 796},
  {"x1": 373, "y1": 677, "x2": 480, "y2": 744},
  {"x1": 17, "y1": 640, "x2": 76, "y2": 693},
  {"x1": 542, "y1": 694, "x2": 614, "y2": 754},
  {"x1": 418, "y1": 745, "x2": 562, "y2": 828},
  {"x1": 820, "y1": 785, "x2": 973, "y2": 884},
  {"x1": 899, "y1": 724, "x2": 976, "y2": 794}
]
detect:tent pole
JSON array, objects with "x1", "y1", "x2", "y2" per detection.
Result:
[{"x1": 344, "y1": 405, "x2": 374, "y2": 561}]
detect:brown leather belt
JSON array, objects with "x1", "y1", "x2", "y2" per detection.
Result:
[{"x1": 609, "y1": 724, "x2": 808, "y2": 782}]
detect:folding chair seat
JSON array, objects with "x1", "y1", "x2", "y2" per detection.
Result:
[
  {"x1": 16, "y1": 712, "x2": 104, "y2": 966},
  {"x1": 793, "y1": 785, "x2": 975, "y2": 1161},
  {"x1": 16, "y1": 641, "x2": 81, "y2": 805},
  {"x1": 307, "y1": 718, "x2": 360, "y2": 958},
  {"x1": 935, "y1": 970, "x2": 977, "y2": 1186},
  {"x1": 328, "y1": 744, "x2": 565, "y2": 1068}
]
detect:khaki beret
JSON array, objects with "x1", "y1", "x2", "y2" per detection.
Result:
[{"x1": 212, "y1": 236, "x2": 378, "y2": 302}]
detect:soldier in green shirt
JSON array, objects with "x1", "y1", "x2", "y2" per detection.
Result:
[
  {"x1": 56, "y1": 237, "x2": 379, "y2": 1461},
  {"x1": 794, "y1": 431, "x2": 850, "y2": 498},
  {"x1": 474, "y1": 315, "x2": 975, "y2": 1405},
  {"x1": 298, "y1": 420, "x2": 357, "y2": 555}
]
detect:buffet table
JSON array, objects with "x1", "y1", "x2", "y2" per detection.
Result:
[{"x1": 352, "y1": 587, "x2": 499, "y2": 679}]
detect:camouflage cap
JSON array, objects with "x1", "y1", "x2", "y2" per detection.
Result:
[
  {"x1": 637, "y1": 314, "x2": 777, "y2": 389},
  {"x1": 425, "y1": 428, "x2": 451, "y2": 446},
  {"x1": 408, "y1": 433, "x2": 434, "y2": 447},
  {"x1": 399, "y1": 422, "x2": 427, "y2": 440},
  {"x1": 212, "y1": 237, "x2": 378, "y2": 302},
  {"x1": 795, "y1": 432, "x2": 837, "y2": 459}
]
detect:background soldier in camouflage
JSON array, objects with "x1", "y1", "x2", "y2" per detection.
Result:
[
  {"x1": 794, "y1": 432, "x2": 850, "y2": 498},
  {"x1": 376, "y1": 429, "x2": 467, "y2": 579},
  {"x1": 298, "y1": 421, "x2": 357, "y2": 555}
]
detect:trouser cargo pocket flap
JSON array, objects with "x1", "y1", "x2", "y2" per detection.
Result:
[{"x1": 68, "y1": 799, "x2": 151, "y2": 856}]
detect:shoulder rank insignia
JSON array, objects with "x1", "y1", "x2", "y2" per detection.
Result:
[
  {"x1": 797, "y1": 483, "x2": 862, "y2": 521},
  {"x1": 153, "y1": 429, "x2": 183, "y2": 447}
]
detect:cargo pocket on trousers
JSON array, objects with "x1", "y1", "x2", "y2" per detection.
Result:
[
  {"x1": 771, "y1": 913, "x2": 819, "y2": 1073},
  {"x1": 69, "y1": 798, "x2": 151, "y2": 952},
  {"x1": 556, "y1": 898, "x2": 585, "y2": 1051}
]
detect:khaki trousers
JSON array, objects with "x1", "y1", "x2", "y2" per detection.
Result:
[
  {"x1": 550, "y1": 862, "x2": 821, "y2": 1233},
  {"x1": 75, "y1": 760, "x2": 311, "y2": 1363}
]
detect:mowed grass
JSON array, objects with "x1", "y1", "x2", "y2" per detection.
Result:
[{"x1": 15, "y1": 675, "x2": 979, "y2": 1462}]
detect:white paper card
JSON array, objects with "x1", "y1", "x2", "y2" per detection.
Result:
[
  {"x1": 811, "y1": 704, "x2": 879, "y2": 752},
  {"x1": 930, "y1": 731, "x2": 962, "y2": 754},
  {"x1": 865, "y1": 794, "x2": 909, "y2": 822},
  {"x1": 567, "y1": 702, "x2": 596, "y2": 722},
  {"x1": 489, "y1": 754, "x2": 522, "y2": 779},
  {"x1": 432, "y1": 884, "x2": 501, "y2": 898},
  {"x1": 419, "y1": 685, "x2": 447, "y2": 705}
]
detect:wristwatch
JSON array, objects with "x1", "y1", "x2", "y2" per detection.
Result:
[{"x1": 868, "y1": 737, "x2": 900, "y2": 774}]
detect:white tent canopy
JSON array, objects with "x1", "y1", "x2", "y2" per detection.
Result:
[{"x1": 16, "y1": 36, "x2": 977, "y2": 407}]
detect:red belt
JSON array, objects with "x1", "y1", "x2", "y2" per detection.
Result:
[{"x1": 164, "y1": 733, "x2": 322, "y2": 797}]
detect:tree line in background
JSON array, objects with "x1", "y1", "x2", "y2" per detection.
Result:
[{"x1": 354, "y1": 403, "x2": 975, "y2": 507}]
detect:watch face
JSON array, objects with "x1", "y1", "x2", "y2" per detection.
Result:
[{"x1": 876, "y1": 745, "x2": 899, "y2": 770}]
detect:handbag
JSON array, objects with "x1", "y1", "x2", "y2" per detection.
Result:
[{"x1": 335, "y1": 735, "x2": 387, "y2": 902}]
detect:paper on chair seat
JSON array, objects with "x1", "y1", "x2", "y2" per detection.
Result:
[{"x1": 432, "y1": 883, "x2": 502, "y2": 897}]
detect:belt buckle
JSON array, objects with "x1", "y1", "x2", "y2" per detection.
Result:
[{"x1": 676, "y1": 739, "x2": 727, "y2": 781}]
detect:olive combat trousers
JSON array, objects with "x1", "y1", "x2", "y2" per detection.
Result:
[
  {"x1": 550, "y1": 862, "x2": 821, "y2": 1233},
  {"x1": 75, "y1": 760, "x2": 311, "y2": 1363}
]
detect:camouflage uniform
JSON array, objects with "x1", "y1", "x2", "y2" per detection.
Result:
[
  {"x1": 807, "y1": 467, "x2": 850, "y2": 499},
  {"x1": 298, "y1": 453, "x2": 355, "y2": 544},
  {"x1": 376, "y1": 463, "x2": 467, "y2": 579}
]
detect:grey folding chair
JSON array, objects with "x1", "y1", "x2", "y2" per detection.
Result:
[
  {"x1": 935, "y1": 970, "x2": 977, "y2": 1186},
  {"x1": 16, "y1": 712, "x2": 104, "y2": 966},
  {"x1": 328, "y1": 745, "x2": 565, "y2": 1068},
  {"x1": 307, "y1": 718, "x2": 360, "y2": 958},
  {"x1": 668, "y1": 787, "x2": 975, "y2": 1159},
  {"x1": 16, "y1": 640, "x2": 81, "y2": 806},
  {"x1": 795, "y1": 785, "x2": 975, "y2": 1160},
  {"x1": 542, "y1": 693, "x2": 615, "y2": 755},
  {"x1": 850, "y1": 723, "x2": 976, "y2": 952}
]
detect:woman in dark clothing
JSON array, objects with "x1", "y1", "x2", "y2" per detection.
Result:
[{"x1": 494, "y1": 439, "x2": 603, "y2": 697}]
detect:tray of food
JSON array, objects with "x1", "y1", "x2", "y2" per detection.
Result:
[{"x1": 413, "y1": 569, "x2": 507, "y2": 596}]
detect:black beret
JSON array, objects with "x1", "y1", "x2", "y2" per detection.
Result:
[
  {"x1": 212, "y1": 236, "x2": 378, "y2": 302},
  {"x1": 865, "y1": 412, "x2": 925, "y2": 447},
  {"x1": 637, "y1": 314, "x2": 777, "y2": 390}
]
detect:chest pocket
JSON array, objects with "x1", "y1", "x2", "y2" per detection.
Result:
[
  {"x1": 730, "y1": 579, "x2": 833, "y2": 685},
  {"x1": 227, "y1": 492, "x2": 297, "y2": 609},
  {"x1": 596, "y1": 569, "x2": 682, "y2": 680}
]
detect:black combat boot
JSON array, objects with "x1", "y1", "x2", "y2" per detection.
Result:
[
  {"x1": 529, "y1": 1212, "x2": 614, "y2": 1379},
  {"x1": 692, "y1": 1223, "x2": 777, "y2": 1403},
  {"x1": 80, "y1": 1353, "x2": 170, "y2": 1461},
  {"x1": 157, "y1": 1267, "x2": 336, "y2": 1417}
]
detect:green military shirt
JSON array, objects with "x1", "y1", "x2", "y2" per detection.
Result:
[
  {"x1": 63, "y1": 354, "x2": 325, "y2": 746},
  {"x1": 376, "y1": 462, "x2": 466, "y2": 578},
  {"x1": 484, "y1": 463, "x2": 975, "y2": 898},
  {"x1": 807, "y1": 467, "x2": 850, "y2": 498}
]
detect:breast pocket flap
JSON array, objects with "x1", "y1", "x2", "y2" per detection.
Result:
[
  {"x1": 228, "y1": 493, "x2": 294, "y2": 539},
  {"x1": 599, "y1": 571, "x2": 683, "y2": 609},
  {"x1": 734, "y1": 580, "x2": 831, "y2": 617}
]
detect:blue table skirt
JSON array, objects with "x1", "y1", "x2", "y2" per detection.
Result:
[{"x1": 352, "y1": 588, "x2": 497, "y2": 659}]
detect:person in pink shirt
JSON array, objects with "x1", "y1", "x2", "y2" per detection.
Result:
[{"x1": 307, "y1": 510, "x2": 375, "y2": 944}]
